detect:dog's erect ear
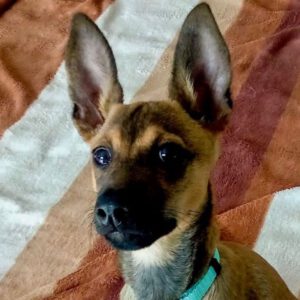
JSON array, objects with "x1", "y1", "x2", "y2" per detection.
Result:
[
  {"x1": 65, "y1": 13, "x2": 123, "y2": 139},
  {"x1": 169, "y1": 4, "x2": 232, "y2": 131}
]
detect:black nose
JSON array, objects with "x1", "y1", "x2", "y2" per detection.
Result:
[
  {"x1": 95, "y1": 188, "x2": 130, "y2": 228},
  {"x1": 95, "y1": 184, "x2": 155, "y2": 231},
  {"x1": 96, "y1": 203, "x2": 128, "y2": 227}
]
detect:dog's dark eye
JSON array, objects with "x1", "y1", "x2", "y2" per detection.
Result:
[
  {"x1": 157, "y1": 143, "x2": 193, "y2": 182},
  {"x1": 158, "y1": 143, "x2": 186, "y2": 164},
  {"x1": 93, "y1": 147, "x2": 112, "y2": 168}
]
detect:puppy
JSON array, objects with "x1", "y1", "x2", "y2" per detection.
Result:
[{"x1": 65, "y1": 4, "x2": 296, "y2": 300}]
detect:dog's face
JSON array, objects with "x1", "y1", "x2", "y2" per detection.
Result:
[
  {"x1": 86, "y1": 101, "x2": 219, "y2": 250},
  {"x1": 65, "y1": 4, "x2": 231, "y2": 250}
]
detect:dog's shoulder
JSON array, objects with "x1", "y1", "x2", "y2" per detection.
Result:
[{"x1": 214, "y1": 242, "x2": 296, "y2": 299}]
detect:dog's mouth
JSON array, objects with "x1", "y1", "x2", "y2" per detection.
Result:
[
  {"x1": 96, "y1": 216, "x2": 177, "y2": 251},
  {"x1": 105, "y1": 230, "x2": 153, "y2": 251}
]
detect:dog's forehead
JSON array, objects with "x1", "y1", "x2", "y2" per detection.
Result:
[
  {"x1": 103, "y1": 101, "x2": 192, "y2": 144},
  {"x1": 94, "y1": 100, "x2": 216, "y2": 159}
]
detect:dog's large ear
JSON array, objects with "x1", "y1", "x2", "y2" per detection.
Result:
[
  {"x1": 65, "y1": 14, "x2": 123, "y2": 140},
  {"x1": 169, "y1": 4, "x2": 232, "y2": 131}
]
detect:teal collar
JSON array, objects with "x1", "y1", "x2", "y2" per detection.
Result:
[{"x1": 180, "y1": 249, "x2": 221, "y2": 300}]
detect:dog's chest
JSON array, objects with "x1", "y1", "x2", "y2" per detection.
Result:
[
  {"x1": 123, "y1": 264, "x2": 190, "y2": 299},
  {"x1": 120, "y1": 244, "x2": 193, "y2": 300},
  {"x1": 120, "y1": 283, "x2": 217, "y2": 300}
]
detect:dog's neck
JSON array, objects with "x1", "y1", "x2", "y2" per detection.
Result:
[{"x1": 119, "y1": 188, "x2": 217, "y2": 300}]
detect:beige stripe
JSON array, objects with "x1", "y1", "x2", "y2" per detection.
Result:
[
  {"x1": 254, "y1": 187, "x2": 300, "y2": 296},
  {"x1": 0, "y1": 162, "x2": 98, "y2": 299},
  {"x1": 133, "y1": 0, "x2": 244, "y2": 102}
]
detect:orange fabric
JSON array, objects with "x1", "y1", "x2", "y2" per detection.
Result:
[
  {"x1": 226, "y1": 0, "x2": 292, "y2": 97},
  {"x1": 244, "y1": 76, "x2": 300, "y2": 202},
  {"x1": 49, "y1": 239, "x2": 121, "y2": 300},
  {"x1": 0, "y1": 0, "x2": 112, "y2": 136},
  {"x1": 213, "y1": 0, "x2": 300, "y2": 213},
  {"x1": 217, "y1": 194, "x2": 273, "y2": 247}
]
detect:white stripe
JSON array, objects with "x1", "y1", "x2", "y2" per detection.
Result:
[
  {"x1": 99, "y1": 0, "x2": 243, "y2": 103},
  {"x1": 0, "y1": 0, "x2": 203, "y2": 280},
  {"x1": 98, "y1": 0, "x2": 200, "y2": 103},
  {"x1": 0, "y1": 66, "x2": 90, "y2": 279},
  {"x1": 254, "y1": 187, "x2": 300, "y2": 296}
]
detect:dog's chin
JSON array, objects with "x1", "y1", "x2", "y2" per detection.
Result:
[
  {"x1": 105, "y1": 231, "x2": 156, "y2": 250},
  {"x1": 100, "y1": 218, "x2": 177, "y2": 251}
]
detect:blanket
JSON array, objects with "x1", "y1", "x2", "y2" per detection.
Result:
[{"x1": 0, "y1": 0, "x2": 299, "y2": 299}]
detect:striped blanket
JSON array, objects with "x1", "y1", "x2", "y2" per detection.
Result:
[{"x1": 0, "y1": 0, "x2": 299, "y2": 299}]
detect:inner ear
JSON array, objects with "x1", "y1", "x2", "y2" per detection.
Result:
[
  {"x1": 65, "y1": 13, "x2": 123, "y2": 140},
  {"x1": 169, "y1": 3, "x2": 232, "y2": 131}
]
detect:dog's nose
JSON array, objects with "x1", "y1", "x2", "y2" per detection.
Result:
[
  {"x1": 95, "y1": 185, "x2": 146, "y2": 229},
  {"x1": 96, "y1": 203, "x2": 128, "y2": 227}
]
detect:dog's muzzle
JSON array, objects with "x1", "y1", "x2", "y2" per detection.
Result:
[{"x1": 94, "y1": 185, "x2": 176, "y2": 250}]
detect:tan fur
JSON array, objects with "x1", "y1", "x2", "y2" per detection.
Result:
[
  {"x1": 90, "y1": 100, "x2": 219, "y2": 221},
  {"x1": 207, "y1": 242, "x2": 296, "y2": 299},
  {"x1": 131, "y1": 126, "x2": 186, "y2": 158}
]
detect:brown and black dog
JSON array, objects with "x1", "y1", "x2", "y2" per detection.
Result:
[{"x1": 65, "y1": 3, "x2": 296, "y2": 300}]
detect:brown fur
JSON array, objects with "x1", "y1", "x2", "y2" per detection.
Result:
[{"x1": 65, "y1": 3, "x2": 296, "y2": 300}]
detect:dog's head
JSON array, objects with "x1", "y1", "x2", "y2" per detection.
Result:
[{"x1": 65, "y1": 4, "x2": 231, "y2": 251}]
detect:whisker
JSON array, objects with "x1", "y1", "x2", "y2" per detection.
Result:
[
  {"x1": 166, "y1": 207, "x2": 202, "y2": 216},
  {"x1": 164, "y1": 209, "x2": 193, "y2": 227}
]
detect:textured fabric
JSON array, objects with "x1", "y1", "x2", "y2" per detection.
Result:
[
  {"x1": 0, "y1": 0, "x2": 300, "y2": 299},
  {"x1": 0, "y1": 0, "x2": 112, "y2": 136}
]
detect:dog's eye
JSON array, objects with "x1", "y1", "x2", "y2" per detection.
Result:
[
  {"x1": 158, "y1": 143, "x2": 186, "y2": 164},
  {"x1": 156, "y1": 142, "x2": 194, "y2": 181},
  {"x1": 93, "y1": 147, "x2": 112, "y2": 168}
]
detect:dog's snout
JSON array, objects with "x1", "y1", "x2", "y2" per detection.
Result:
[
  {"x1": 96, "y1": 204, "x2": 128, "y2": 227},
  {"x1": 94, "y1": 185, "x2": 175, "y2": 250}
]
